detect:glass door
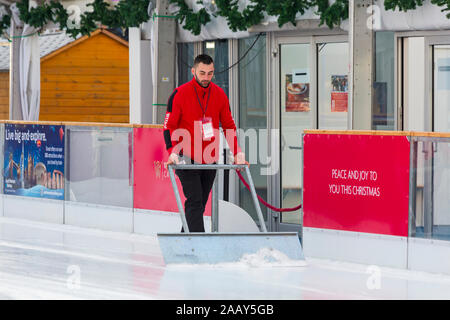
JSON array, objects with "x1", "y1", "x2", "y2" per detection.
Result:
[
  {"x1": 429, "y1": 38, "x2": 450, "y2": 238},
  {"x1": 416, "y1": 36, "x2": 450, "y2": 239},
  {"x1": 279, "y1": 42, "x2": 312, "y2": 226},
  {"x1": 238, "y1": 34, "x2": 268, "y2": 227},
  {"x1": 273, "y1": 35, "x2": 348, "y2": 233}
]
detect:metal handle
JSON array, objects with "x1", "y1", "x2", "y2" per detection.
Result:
[
  {"x1": 243, "y1": 165, "x2": 268, "y2": 232},
  {"x1": 167, "y1": 163, "x2": 267, "y2": 233},
  {"x1": 168, "y1": 165, "x2": 190, "y2": 233}
]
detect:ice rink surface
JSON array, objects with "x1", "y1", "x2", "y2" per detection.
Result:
[{"x1": 1, "y1": 216, "x2": 450, "y2": 300}]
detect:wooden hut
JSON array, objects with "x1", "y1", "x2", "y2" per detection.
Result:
[
  {"x1": 40, "y1": 28, "x2": 129, "y2": 123},
  {"x1": 0, "y1": 70, "x2": 8, "y2": 119},
  {"x1": 0, "y1": 28, "x2": 129, "y2": 123}
]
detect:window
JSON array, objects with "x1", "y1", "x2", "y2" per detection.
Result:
[
  {"x1": 177, "y1": 42, "x2": 194, "y2": 86},
  {"x1": 203, "y1": 39, "x2": 229, "y2": 96},
  {"x1": 374, "y1": 32, "x2": 395, "y2": 130}
]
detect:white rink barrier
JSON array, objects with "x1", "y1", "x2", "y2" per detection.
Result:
[
  {"x1": 302, "y1": 130, "x2": 450, "y2": 275},
  {"x1": 1, "y1": 123, "x2": 450, "y2": 275}
]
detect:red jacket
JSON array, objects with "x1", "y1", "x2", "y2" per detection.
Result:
[{"x1": 163, "y1": 78, "x2": 241, "y2": 164}]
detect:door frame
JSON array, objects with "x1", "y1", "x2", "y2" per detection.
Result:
[
  {"x1": 422, "y1": 35, "x2": 450, "y2": 239},
  {"x1": 267, "y1": 32, "x2": 348, "y2": 233},
  {"x1": 424, "y1": 35, "x2": 450, "y2": 132},
  {"x1": 395, "y1": 30, "x2": 450, "y2": 132}
]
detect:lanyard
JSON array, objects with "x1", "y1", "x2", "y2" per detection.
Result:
[{"x1": 193, "y1": 84, "x2": 211, "y2": 116}]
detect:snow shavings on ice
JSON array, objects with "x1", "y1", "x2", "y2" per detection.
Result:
[{"x1": 167, "y1": 247, "x2": 307, "y2": 268}]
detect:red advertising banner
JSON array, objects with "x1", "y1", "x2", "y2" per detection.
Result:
[
  {"x1": 133, "y1": 127, "x2": 211, "y2": 215},
  {"x1": 303, "y1": 134, "x2": 410, "y2": 237}
]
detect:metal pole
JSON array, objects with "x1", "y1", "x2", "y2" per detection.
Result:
[
  {"x1": 223, "y1": 148, "x2": 229, "y2": 202},
  {"x1": 349, "y1": 0, "x2": 374, "y2": 130},
  {"x1": 408, "y1": 137, "x2": 418, "y2": 238},
  {"x1": 211, "y1": 171, "x2": 219, "y2": 232},
  {"x1": 153, "y1": 0, "x2": 176, "y2": 124},
  {"x1": 244, "y1": 166, "x2": 268, "y2": 232},
  {"x1": 423, "y1": 140, "x2": 433, "y2": 238},
  {"x1": 168, "y1": 165, "x2": 189, "y2": 233},
  {"x1": 9, "y1": 18, "x2": 23, "y2": 120}
]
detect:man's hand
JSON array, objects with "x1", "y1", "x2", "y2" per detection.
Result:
[
  {"x1": 167, "y1": 153, "x2": 180, "y2": 165},
  {"x1": 234, "y1": 152, "x2": 249, "y2": 170}
]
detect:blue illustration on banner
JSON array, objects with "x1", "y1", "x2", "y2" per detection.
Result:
[{"x1": 4, "y1": 124, "x2": 65, "y2": 200}]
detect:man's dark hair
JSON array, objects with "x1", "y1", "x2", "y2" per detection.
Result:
[{"x1": 193, "y1": 54, "x2": 214, "y2": 67}]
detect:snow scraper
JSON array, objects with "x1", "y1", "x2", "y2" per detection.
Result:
[{"x1": 157, "y1": 164, "x2": 305, "y2": 265}]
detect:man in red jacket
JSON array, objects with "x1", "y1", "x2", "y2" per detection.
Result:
[{"x1": 164, "y1": 54, "x2": 247, "y2": 232}]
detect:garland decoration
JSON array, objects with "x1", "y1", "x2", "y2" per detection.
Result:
[
  {"x1": 316, "y1": 0, "x2": 349, "y2": 29},
  {"x1": 214, "y1": 0, "x2": 266, "y2": 32},
  {"x1": 383, "y1": 0, "x2": 424, "y2": 11},
  {"x1": 170, "y1": 0, "x2": 210, "y2": 35},
  {"x1": 1, "y1": 0, "x2": 150, "y2": 39},
  {"x1": 431, "y1": 0, "x2": 450, "y2": 18},
  {"x1": 0, "y1": 0, "x2": 450, "y2": 39},
  {"x1": 264, "y1": 0, "x2": 314, "y2": 28},
  {"x1": 169, "y1": 0, "x2": 450, "y2": 35},
  {"x1": 169, "y1": 0, "x2": 351, "y2": 35}
]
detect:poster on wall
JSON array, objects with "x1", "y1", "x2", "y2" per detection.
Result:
[
  {"x1": 330, "y1": 75, "x2": 348, "y2": 112},
  {"x1": 285, "y1": 72, "x2": 310, "y2": 112},
  {"x1": 4, "y1": 124, "x2": 65, "y2": 200}
]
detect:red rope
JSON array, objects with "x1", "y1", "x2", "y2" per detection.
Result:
[{"x1": 236, "y1": 170, "x2": 302, "y2": 212}]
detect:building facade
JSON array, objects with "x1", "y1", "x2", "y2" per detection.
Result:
[{"x1": 165, "y1": 1, "x2": 450, "y2": 235}]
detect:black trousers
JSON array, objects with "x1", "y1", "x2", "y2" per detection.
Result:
[{"x1": 175, "y1": 168, "x2": 216, "y2": 232}]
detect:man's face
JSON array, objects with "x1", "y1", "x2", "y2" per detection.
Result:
[{"x1": 191, "y1": 62, "x2": 214, "y2": 88}]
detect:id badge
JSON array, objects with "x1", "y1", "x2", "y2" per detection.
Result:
[{"x1": 202, "y1": 117, "x2": 214, "y2": 140}]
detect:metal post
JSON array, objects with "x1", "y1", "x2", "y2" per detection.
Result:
[
  {"x1": 244, "y1": 166, "x2": 268, "y2": 232},
  {"x1": 153, "y1": 0, "x2": 177, "y2": 124},
  {"x1": 349, "y1": 0, "x2": 374, "y2": 129},
  {"x1": 408, "y1": 137, "x2": 418, "y2": 238},
  {"x1": 423, "y1": 140, "x2": 433, "y2": 238},
  {"x1": 168, "y1": 165, "x2": 190, "y2": 233},
  {"x1": 223, "y1": 148, "x2": 229, "y2": 202},
  {"x1": 129, "y1": 27, "x2": 153, "y2": 124},
  {"x1": 9, "y1": 18, "x2": 23, "y2": 120},
  {"x1": 64, "y1": 127, "x2": 70, "y2": 225},
  {"x1": 168, "y1": 164, "x2": 262, "y2": 233},
  {"x1": 211, "y1": 171, "x2": 219, "y2": 232}
]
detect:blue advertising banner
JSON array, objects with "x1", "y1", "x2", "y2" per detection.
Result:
[{"x1": 4, "y1": 124, "x2": 65, "y2": 200}]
